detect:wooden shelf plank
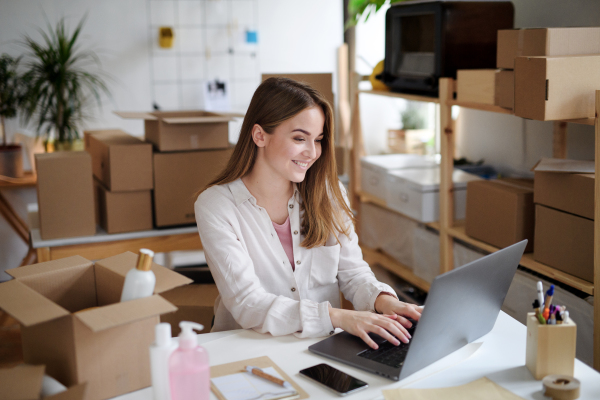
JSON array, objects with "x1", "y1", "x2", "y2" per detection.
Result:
[
  {"x1": 359, "y1": 90, "x2": 440, "y2": 104},
  {"x1": 448, "y1": 100, "x2": 513, "y2": 114},
  {"x1": 446, "y1": 225, "x2": 594, "y2": 295},
  {"x1": 361, "y1": 245, "x2": 431, "y2": 292},
  {"x1": 358, "y1": 192, "x2": 439, "y2": 230}
]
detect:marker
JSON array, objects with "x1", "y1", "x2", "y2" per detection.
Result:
[
  {"x1": 564, "y1": 311, "x2": 569, "y2": 324},
  {"x1": 556, "y1": 312, "x2": 563, "y2": 325},
  {"x1": 537, "y1": 281, "x2": 545, "y2": 308},
  {"x1": 548, "y1": 313, "x2": 556, "y2": 325},
  {"x1": 543, "y1": 285, "x2": 555, "y2": 315},
  {"x1": 532, "y1": 299, "x2": 545, "y2": 324}
]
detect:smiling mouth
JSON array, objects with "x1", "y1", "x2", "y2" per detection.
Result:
[{"x1": 293, "y1": 160, "x2": 309, "y2": 168}]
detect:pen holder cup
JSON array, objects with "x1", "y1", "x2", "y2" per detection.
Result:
[{"x1": 525, "y1": 312, "x2": 576, "y2": 380}]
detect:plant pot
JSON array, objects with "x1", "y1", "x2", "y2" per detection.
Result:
[
  {"x1": 0, "y1": 144, "x2": 24, "y2": 178},
  {"x1": 49, "y1": 139, "x2": 85, "y2": 152}
]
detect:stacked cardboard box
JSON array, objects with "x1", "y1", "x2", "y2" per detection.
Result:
[
  {"x1": 116, "y1": 111, "x2": 235, "y2": 227},
  {"x1": 0, "y1": 252, "x2": 193, "y2": 400},
  {"x1": 0, "y1": 364, "x2": 87, "y2": 400},
  {"x1": 86, "y1": 130, "x2": 154, "y2": 233},
  {"x1": 496, "y1": 27, "x2": 600, "y2": 118},
  {"x1": 465, "y1": 178, "x2": 534, "y2": 252},
  {"x1": 533, "y1": 158, "x2": 595, "y2": 282},
  {"x1": 456, "y1": 69, "x2": 500, "y2": 105}
]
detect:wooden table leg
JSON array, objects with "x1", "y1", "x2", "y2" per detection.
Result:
[
  {"x1": 19, "y1": 247, "x2": 37, "y2": 266},
  {"x1": 36, "y1": 247, "x2": 50, "y2": 262}
]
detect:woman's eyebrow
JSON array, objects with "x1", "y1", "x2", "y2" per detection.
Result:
[{"x1": 292, "y1": 129, "x2": 324, "y2": 136}]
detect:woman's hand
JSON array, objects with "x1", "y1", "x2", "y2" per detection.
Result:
[
  {"x1": 328, "y1": 307, "x2": 412, "y2": 350},
  {"x1": 374, "y1": 293, "x2": 423, "y2": 330}
]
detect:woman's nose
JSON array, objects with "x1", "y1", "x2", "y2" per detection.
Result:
[{"x1": 304, "y1": 141, "x2": 317, "y2": 158}]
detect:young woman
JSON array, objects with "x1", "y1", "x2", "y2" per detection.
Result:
[{"x1": 195, "y1": 77, "x2": 422, "y2": 349}]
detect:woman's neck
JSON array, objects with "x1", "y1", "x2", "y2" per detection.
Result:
[{"x1": 241, "y1": 165, "x2": 294, "y2": 208}]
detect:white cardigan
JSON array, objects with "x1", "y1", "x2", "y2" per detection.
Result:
[{"x1": 194, "y1": 178, "x2": 397, "y2": 338}]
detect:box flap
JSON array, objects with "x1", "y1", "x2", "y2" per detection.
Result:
[
  {"x1": 44, "y1": 383, "x2": 87, "y2": 400},
  {"x1": 94, "y1": 252, "x2": 192, "y2": 294},
  {"x1": 7, "y1": 256, "x2": 93, "y2": 280},
  {"x1": 532, "y1": 157, "x2": 594, "y2": 173},
  {"x1": 74, "y1": 295, "x2": 176, "y2": 332},
  {"x1": 0, "y1": 364, "x2": 45, "y2": 400},
  {"x1": 113, "y1": 111, "x2": 158, "y2": 120},
  {"x1": 162, "y1": 116, "x2": 234, "y2": 124},
  {"x1": 0, "y1": 280, "x2": 70, "y2": 326}
]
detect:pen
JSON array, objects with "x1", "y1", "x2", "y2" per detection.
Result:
[
  {"x1": 244, "y1": 366, "x2": 292, "y2": 388},
  {"x1": 556, "y1": 312, "x2": 563, "y2": 325},
  {"x1": 548, "y1": 313, "x2": 556, "y2": 325},
  {"x1": 543, "y1": 285, "x2": 554, "y2": 320},
  {"x1": 536, "y1": 281, "x2": 544, "y2": 308}
]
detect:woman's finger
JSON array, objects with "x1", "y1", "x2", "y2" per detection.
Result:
[
  {"x1": 359, "y1": 330, "x2": 379, "y2": 350},
  {"x1": 372, "y1": 325, "x2": 400, "y2": 346},
  {"x1": 380, "y1": 318, "x2": 410, "y2": 343}
]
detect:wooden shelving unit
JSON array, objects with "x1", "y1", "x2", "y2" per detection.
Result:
[{"x1": 349, "y1": 80, "x2": 600, "y2": 371}]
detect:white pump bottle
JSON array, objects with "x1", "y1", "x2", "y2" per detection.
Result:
[
  {"x1": 150, "y1": 323, "x2": 178, "y2": 400},
  {"x1": 169, "y1": 321, "x2": 209, "y2": 400},
  {"x1": 121, "y1": 248, "x2": 156, "y2": 302}
]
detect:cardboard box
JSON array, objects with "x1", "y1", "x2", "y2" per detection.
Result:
[
  {"x1": 262, "y1": 73, "x2": 334, "y2": 106},
  {"x1": 525, "y1": 312, "x2": 576, "y2": 380},
  {"x1": 533, "y1": 158, "x2": 595, "y2": 220},
  {"x1": 84, "y1": 129, "x2": 123, "y2": 150},
  {"x1": 115, "y1": 111, "x2": 235, "y2": 152},
  {"x1": 35, "y1": 152, "x2": 96, "y2": 240},
  {"x1": 0, "y1": 253, "x2": 192, "y2": 400},
  {"x1": 94, "y1": 179, "x2": 153, "y2": 234},
  {"x1": 456, "y1": 69, "x2": 499, "y2": 105},
  {"x1": 87, "y1": 130, "x2": 153, "y2": 191},
  {"x1": 514, "y1": 54, "x2": 600, "y2": 121},
  {"x1": 497, "y1": 27, "x2": 600, "y2": 69},
  {"x1": 494, "y1": 69, "x2": 514, "y2": 110},
  {"x1": 160, "y1": 284, "x2": 219, "y2": 336},
  {"x1": 0, "y1": 364, "x2": 87, "y2": 400},
  {"x1": 465, "y1": 178, "x2": 534, "y2": 252},
  {"x1": 534, "y1": 204, "x2": 593, "y2": 282},
  {"x1": 153, "y1": 148, "x2": 233, "y2": 227}
]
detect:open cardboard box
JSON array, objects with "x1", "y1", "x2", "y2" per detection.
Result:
[
  {"x1": 0, "y1": 253, "x2": 192, "y2": 400},
  {"x1": 114, "y1": 111, "x2": 236, "y2": 152},
  {"x1": 0, "y1": 364, "x2": 87, "y2": 400}
]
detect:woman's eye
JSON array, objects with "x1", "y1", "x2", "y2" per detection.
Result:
[{"x1": 294, "y1": 137, "x2": 305, "y2": 142}]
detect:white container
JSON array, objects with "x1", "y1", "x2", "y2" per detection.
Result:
[
  {"x1": 360, "y1": 202, "x2": 418, "y2": 268},
  {"x1": 150, "y1": 323, "x2": 178, "y2": 400},
  {"x1": 386, "y1": 168, "x2": 481, "y2": 222},
  {"x1": 360, "y1": 154, "x2": 439, "y2": 201},
  {"x1": 121, "y1": 249, "x2": 156, "y2": 302}
]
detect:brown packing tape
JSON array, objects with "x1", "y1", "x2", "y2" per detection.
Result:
[{"x1": 542, "y1": 375, "x2": 580, "y2": 400}]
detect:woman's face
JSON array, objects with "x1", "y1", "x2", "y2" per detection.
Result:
[{"x1": 259, "y1": 106, "x2": 325, "y2": 183}]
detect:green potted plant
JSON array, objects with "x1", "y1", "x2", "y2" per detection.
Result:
[
  {"x1": 0, "y1": 54, "x2": 25, "y2": 178},
  {"x1": 20, "y1": 16, "x2": 110, "y2": 151},
  {"x1": 346, "y1": 0, "x2": 413, "y2": 29}
]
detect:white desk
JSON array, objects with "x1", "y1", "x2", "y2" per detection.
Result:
[{"x1": 116, "y1": 312, "x2": 600, "y2": 400}]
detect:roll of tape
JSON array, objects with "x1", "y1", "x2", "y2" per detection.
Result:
[{"x1": 542, "y1": 375, "x2": 580, "y2": 400}]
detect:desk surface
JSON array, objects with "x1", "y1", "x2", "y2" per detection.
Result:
[{"x1": 114, "y1": 312, "x2": 600, "y2": 400}]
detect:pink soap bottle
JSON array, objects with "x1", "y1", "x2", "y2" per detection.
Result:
[{"x1": 169, "y1": 321, "x2": 209, "y2": 400}]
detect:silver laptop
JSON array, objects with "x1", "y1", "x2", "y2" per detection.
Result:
[{"x1": 309, "y1": 240, "x2": 527, "y2": 381}]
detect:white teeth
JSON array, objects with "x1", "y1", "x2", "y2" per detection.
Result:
[{"x1": 293, "y1": 160, "x2": 308, "y2": 168}]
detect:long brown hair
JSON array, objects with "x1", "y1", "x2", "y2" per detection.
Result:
[{"x1": 205, "y1": 77, "x2": 353, "y2": 248}]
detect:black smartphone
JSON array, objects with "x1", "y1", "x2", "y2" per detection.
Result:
[{"x1": 299, "y1": 363, "x2": 368, "y2": 396}]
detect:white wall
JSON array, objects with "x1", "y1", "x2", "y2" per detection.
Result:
[{"x1": 0, "y1": 0, "x2": 343, "y2": 278}]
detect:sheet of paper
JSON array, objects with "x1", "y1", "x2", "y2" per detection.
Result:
[
  {"x1": 211, "y1": 367, "x2": 297, "y2": 400},
  {"x1": 382, "y1": 377, "x2": 525, "y2": 400}
]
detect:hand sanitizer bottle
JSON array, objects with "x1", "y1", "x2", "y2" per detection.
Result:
[
  {"x1": 150, "y1": 323, "x2": 178, "y2": 400},
  {"x1": 169, "y1": 322, "x2": 209, "y2": 400},
  {"x1": 120, "y1": 248, "x2": 156, "y2": 302}
]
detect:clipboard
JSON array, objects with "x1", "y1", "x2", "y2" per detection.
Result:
[{"x1": 210, "y1": 356, "x2": 309, "y2": 400}]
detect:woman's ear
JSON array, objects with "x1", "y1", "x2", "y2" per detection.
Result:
[{"x1": 251, "y1": 124, "x2": 267, "y2": 148}]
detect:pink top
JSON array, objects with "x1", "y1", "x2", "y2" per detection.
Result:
[{"x1": 272, "y1": 216, "x2": 295, "y2": 271}]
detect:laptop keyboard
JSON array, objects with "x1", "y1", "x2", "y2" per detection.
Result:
[{"x1": 357, "y1": 319, "x2": 418, "y2": 369}]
